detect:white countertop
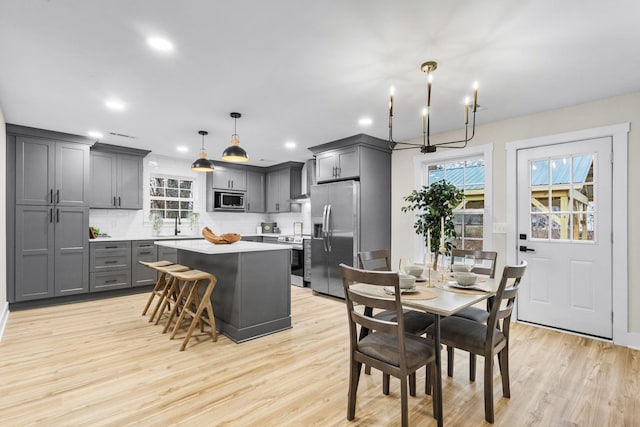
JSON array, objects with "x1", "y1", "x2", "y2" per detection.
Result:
[
  {"x1": 90, "y1": 234, "x2": 203, "y2": 243},
  {"x1": 155, "y1": 239, "x2": 292, "y2": 254}
]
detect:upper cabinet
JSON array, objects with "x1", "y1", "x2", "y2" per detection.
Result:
[
  {"x1": 15, "y1": 136, "x2": 90, "y2": 207},
  {"x1": 209, "y1": 163, "x2": 246, "y2": 191},
  {"x1": 246, "y1": 171, "x2": 265, "y2": 213},
  {"x1": 315, "y1": 145, "x2": 359, "y2": 182},
  {"x1": 90, "y1": 143, "x2": 150, "y2": 210},
  {"x1": 265, "y1": 162, "x2": 303, "y2": 213},
  {"x1": 308, "y1": 133, "x2": 391, "y2": 184}
]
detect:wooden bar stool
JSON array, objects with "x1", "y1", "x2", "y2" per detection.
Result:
[
  {"x1": 149, "y1": 264, "x2": 191, "y2": 324},
  {"x1": 166, "y1": 269, "x2": 218, "y2": 351},
  {"x1": 140, "y1": 260, "x2": 175, "y2": 317}
]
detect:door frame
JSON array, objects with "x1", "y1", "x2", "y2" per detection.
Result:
[{"x1": 506, "y1": 123, "x2": 630, "y2": 346}]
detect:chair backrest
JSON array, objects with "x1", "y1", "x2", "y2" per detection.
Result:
[
  {"x1": 357, "y1": 250, "x2": 392, "y2": 271},
  {"x1": 485, "y1": 261, "x2": 528, "y2": 345},
  {"x1": 451, "y1": 249, "x2": 498, "y2": 278},
  {"x1": 340, "y1": 263, "x2": 410, "y2": 365}
]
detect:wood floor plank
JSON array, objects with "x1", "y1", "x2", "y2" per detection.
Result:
[{"x1": 1, "y1": 286, "x2": 638, "y2": 426}]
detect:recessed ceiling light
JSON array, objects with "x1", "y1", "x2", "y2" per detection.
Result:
[
  {"x1": 105, "y1": 99, "x2": 125, "y2": 111},
  {"x1": 88, "y1": 131, "x2": 103, "y2": 139},
  {"x1": 147, "y1": 37, "x2": 174, "y2": 52},
  {"x1": 284, "y1": 141, "x2": 296, "y2": 149},
  {"x1": 176, "y1": 146, "x2": 189, "y2": 153},
  {"x1": 358, "y1": 117, "x2": 373, "y2": 126}
]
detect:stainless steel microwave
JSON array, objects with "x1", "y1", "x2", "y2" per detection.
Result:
[{"x1": 213, "y1": 191, "x2": 245, "y2": 211}]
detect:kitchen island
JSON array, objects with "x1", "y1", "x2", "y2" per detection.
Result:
[{"x1": 155, "y1": 239, "x2": 292, "y2": 343}]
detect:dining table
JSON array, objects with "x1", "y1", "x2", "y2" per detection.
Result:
[{"x1": 350, "y1": 273, "x2": 498, "y2": 427}]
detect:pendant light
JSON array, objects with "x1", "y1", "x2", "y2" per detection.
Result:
[
  {"x1": 222, "y1": 112, "x2": 249, "y2": 162},
  {"x1": 191, "y1": 130, "x2": 215, "y2": 172}
]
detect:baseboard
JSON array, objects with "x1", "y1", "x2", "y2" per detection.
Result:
[
  {"x1": 626, "y1": 332, "x2": 640, "y2": 350},
  {"x1": 0, "y1": 301, "x2": 9, "y2": 342}
]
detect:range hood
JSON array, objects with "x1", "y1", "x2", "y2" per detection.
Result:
[{"x1": 290, "y1": 159, "x2": 315, "y2": 200}]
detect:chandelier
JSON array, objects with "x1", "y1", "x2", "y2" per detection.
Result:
[{"x1": 388, "y1": 60, "x2": 479, "y2": 153}]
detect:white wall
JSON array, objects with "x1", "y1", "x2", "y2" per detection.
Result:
[
  {"x1": 89, "y1": 154, "x2": 310, "y2": 238},
  {"x1": 392, "y1": 91, "x2": 640, "y2": 336},
  {"x1": 0, "y1": 102, "x2": 8, "y2": 341}
]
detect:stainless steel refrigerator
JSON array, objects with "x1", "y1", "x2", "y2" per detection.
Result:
[{"x1": 310, "y1": 181, "x2": 360, "y2": 298}]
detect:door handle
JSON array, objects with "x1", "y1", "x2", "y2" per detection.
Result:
[
  {"x1": 49, "y1": 208, "x2": 53, "y2": 223},
  {"x1": 50, "y1": 189, "x2": 53, "y2": 204},
  {"x1": 326, "y1": 204, "x2": 332, "y2": 252},
  {"x1": 56, "y1": 189, "x2": 60, "y2": 204},
  {"x1": 322, "y1": 205, "x2": 329, "y2": 252},
  {"x1": 113, "y1": 196, "x2": 117, "y2": 207},
  {"x1": 519, "y1": 245, "x2": 535, "y2": 252},
  {"x1": 56, "y1": 208, "x2": 59, "y2": 223},
  {"x1": 118, "y1": 196, "x2": 121, "y2": 207}
]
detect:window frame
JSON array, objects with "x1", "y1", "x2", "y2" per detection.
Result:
[
  {"x1": 148, "y1": 173, "x2": 196, "y2": 222},
  {"x1": 411, "y1": 143, "x2": 493, "y2": 260}
]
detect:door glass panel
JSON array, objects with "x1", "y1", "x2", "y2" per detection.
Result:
[
  {"x1": 531, "y1": 160, "x2": 549, "y2": 185},
  {"x1": 464, "y1": 214, "x2": 483, "y2": 238},
  {"x1": 573, "y1": 154, "x2": 594, "y2": 183},
  {"x1": 551, "y1": 158, "x2": 570, "y2": 184},
  {"x1": 531, "y1": 189, "x2": 549, "y2": 211},
  {"x1": 550, "y1": 213, "x2": 570, "y2": 240},
  {"x1": 531, "y1": 214, "x2": 548, "y2": 239},
  {"x1": 529, "y1": 152, "x2": 597, "y2": 242},
  {"x1": 573, "y1": 213, "x2": 595, "y2": 241}
]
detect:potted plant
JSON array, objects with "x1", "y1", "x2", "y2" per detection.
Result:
[
  {"x1": 150, "y1": 212, "x2": 163, "y2": 236},
  {"x1": 401, "y1": 180, "x2": 464, "y2": 270}
]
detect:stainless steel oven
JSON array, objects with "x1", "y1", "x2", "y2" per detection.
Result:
[{"x1": 277, "y1": 235, "x2": 310, "y2": 287}]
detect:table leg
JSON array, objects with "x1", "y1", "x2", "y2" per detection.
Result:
[{"x1": 434, "y1": 314, "x2": 443, "y2": 426}]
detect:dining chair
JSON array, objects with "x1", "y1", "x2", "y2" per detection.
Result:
[
  {"x1": 358, "y1": 250, "x2": 435, "y2": 382},
  {"x1": 340, "y1": 263, "x2": 438, "y2": 427},
  {"x1": 427, "y1": 261, "x2": 527, "y2": 423},
  {"x1": 448, "y1": 249, "x2": 498, "y2": 380}
]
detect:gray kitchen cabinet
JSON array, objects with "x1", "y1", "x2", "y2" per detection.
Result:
[
  {"x1": 266, "y1": 163, "x2": 303, "y2": 213},
  {"x1": 158, "y1": 246, "x2": 178, "y2": 264},
  {"x1": 131, "y1": 241, "x2": 158, "y2": 287},
  {"x1": 14, "y1": 205, "x2": 89, "y2": 301},
  {"x1": 89, "y1": 241, "x2": 132, "y2": 292},
  {"x1": 15, "y1": 136, "x2": 90, "y2": 206},
  {"x1": 209, "y1": 164, "x2": 246, "y2": 191},
  {"x1": 90, "y1": 143, "x2": 150, "y2": 209},
  {"x1": 245, "y1": 171, "x2": 265, "y2": 212},
  {"x1": 315, "y1": 145, "x2": 359, "y2": 183}
]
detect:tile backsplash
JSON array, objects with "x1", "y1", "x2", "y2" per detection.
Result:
[{"x1": 89, "y1": 154, "x2": 310, "y2": 238}]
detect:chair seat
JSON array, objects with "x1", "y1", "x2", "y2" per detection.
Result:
[
  {"x1": 358, "y1": 332, "x2": 435, "y2": 371},
  {"x1": 374, "y1": 309, "x2": 435, "y2": 335},
  {"x1": 426, "y1": 316, "x2": 505, "y2": 355},
  {"x1": 452, "y1": 306, "x2": 490, "y2": 323}
]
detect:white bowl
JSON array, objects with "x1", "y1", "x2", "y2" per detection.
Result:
[
  {"x1": 398, "y1": 274, "x2": 416, "y2": 289},
  {"x1": 453, "y1": 272, "x2": 477, "y2": 286},
  {"x1": 406, "y1": 265, "x2": 425, "y2": 278}
]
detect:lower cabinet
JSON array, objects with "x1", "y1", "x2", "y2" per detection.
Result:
[
  {"x1": 131, "y1": 241, "x2": 158, "y2": 287},
  {"x1": 158, "y1": 246, "x2": 178, "y2": 264},
  {"x1": 89, "y1": 241, "x2": 131, "y2": 292},
  {"x1": 14, "y1": 205, "x2": 89, "y2": 301}
]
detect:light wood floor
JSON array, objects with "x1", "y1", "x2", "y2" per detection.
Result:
[{"x1": 1, "y1": 286, "x2": 638, "y2": 426}]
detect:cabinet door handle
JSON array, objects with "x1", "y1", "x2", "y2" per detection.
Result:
[
  {"x1": 139, "y1": 251, "x2": 152, "y2": 255},
  {"x1": 104, "y1": 245, "x2": 118, "y2": 249},
  {"x1": 247, "y1": 202, "x2": 250, "y2": 211},
  {"x1": 105, "y1": 260, "x2": 118, "y2": 264},
  {"x1": 50, "y1": 189, "x2": 53, "y2": 204},
  {"x1": 49, "y1": 208, "x2": 53, "y2": 223},
  {"x1": 113, "y1": 196, "x2": 117, "y2": 207},
  {"x1": 118, "y1": 196, "x2": 121, "y2": 207},
  {"x1": 56, "y1": 189, "x2": 60, "y2": 204},
  {"x1": 56, "y1": 208, "x2": 60, "y2": 223},
  {"x1": 337, "y1": 167, "x2": 341, "y2": 177},
  {"x1": 105, "y1": 279, "x2": 118, "y2": 284}
]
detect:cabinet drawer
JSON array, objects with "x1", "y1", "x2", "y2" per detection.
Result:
[
  {"x1": 90, "y1": 241, "x2": 131, "y2": 272},
  {"x1": 90, "y1": 271, "x2": 131, "y2": 292},
  {"x1": 132, "y1": 240, "x2": 158, "y2": 287}
]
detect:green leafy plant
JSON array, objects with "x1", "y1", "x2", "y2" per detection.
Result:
[
  {"x1": 401, "y1": 180, "x2": 464, "y2": 269},
  {"x1": 150, "y1": 212, "x2": 163, "y2": 235}
]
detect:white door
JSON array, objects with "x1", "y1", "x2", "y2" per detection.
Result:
[{"x1": 516, "y1": 137, "x2": 612, "y2": 338}]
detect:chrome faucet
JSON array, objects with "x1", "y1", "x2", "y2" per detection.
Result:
[{"x1": 174, "y1": 215, "x2": 181, "y2": 235}]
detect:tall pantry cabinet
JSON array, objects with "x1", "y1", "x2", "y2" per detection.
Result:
[{"x1": 7, "y1": 125, "x2": 91, "y2": 302}]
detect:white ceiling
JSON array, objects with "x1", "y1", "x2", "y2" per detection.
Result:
[{"x1": 1, "y1": 1, "x2": 639, "y2": 166}]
